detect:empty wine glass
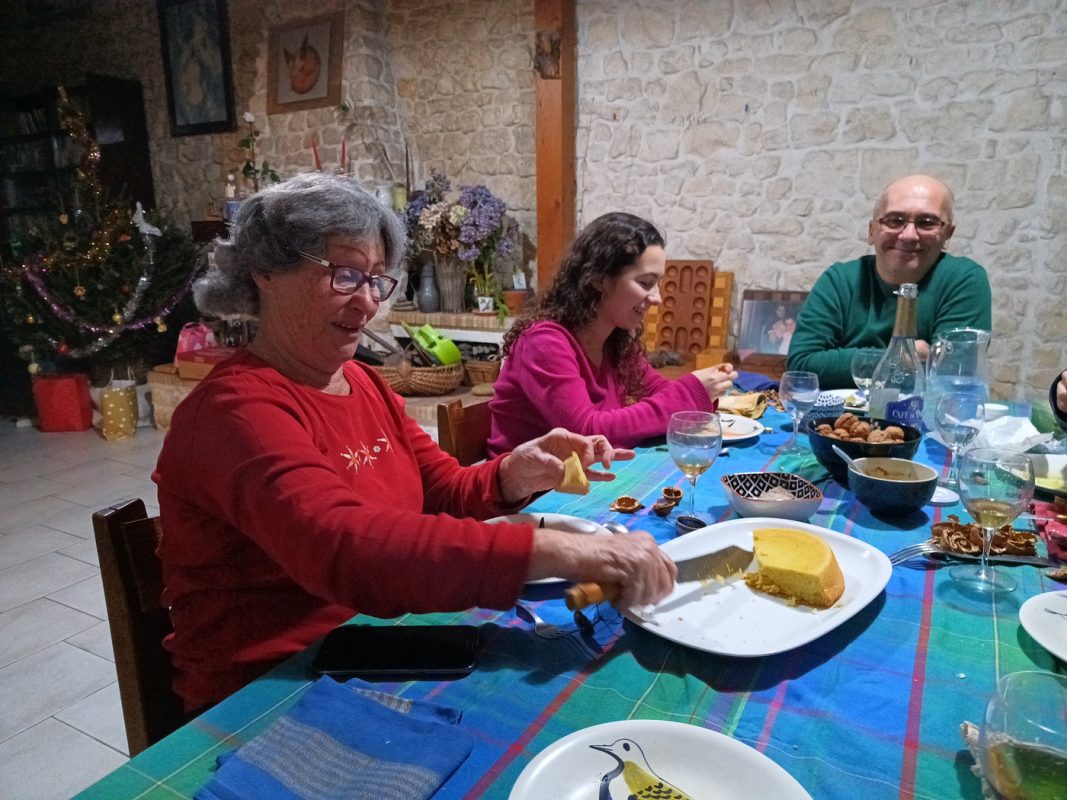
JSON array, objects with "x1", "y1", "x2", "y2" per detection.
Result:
[
  {"x1": 779, "y1": 371, "x2": 819, "y2": 452},
  {"x1": 850, "y1": 348, "x2": 882, "y2": 401},
  {"x1": 930, "y1": 391, "x2": 985, "y2": 504},
  {"x1": 667, "y1": 411, "x2": 722, "y2": 528},
  {"x1": 979, "y1": 671, "x2": 1067, "y2": 800},
  {"x1": 954, "y1": 448, "x2": 1035, "y2": 594}
]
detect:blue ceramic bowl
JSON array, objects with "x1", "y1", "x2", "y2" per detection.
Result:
[
  {"x1": 847, "y1": 457, "x2": 938, "y2": 515},
  {"x1": 806, "y1": 416, "x2": 922, "y2": 484}
]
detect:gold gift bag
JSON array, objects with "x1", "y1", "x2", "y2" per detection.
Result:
[{"x1": 101, "y1": 372, "x2": 138, "y2": 441}]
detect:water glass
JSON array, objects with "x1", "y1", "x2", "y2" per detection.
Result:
[
  {"x1": 934, "y1": 391, "x2": 984, "y2": 489},
  {"x1": 979, "y1": 671, "x2": 1067, "y2": 800},
  {"x1": 850, "y1": 348, "x2": 882, "y2": 399},
  {"x1": 779, "y1": 371, "x2": 819, "y2": 452}
]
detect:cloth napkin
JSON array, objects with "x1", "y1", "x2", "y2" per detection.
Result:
[
  {"x1": 196, "y1": 677, "x2": 474, "y2": 800},
  {"x1": 717, "y1": 391, "x2": 768, "y2": 419},
  {"x1": 969, "y1": 415, "x2": 1053, "y2": 453},
  {"x1": 735, "y1": 370, "x2": 778, "y2": 392}
]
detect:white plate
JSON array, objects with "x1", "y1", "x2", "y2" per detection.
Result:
[
  {"x1": 509, "y1": 719, "x2": 811, "y2": 800},
  {"x1": 720, "y1": 413, "x2": 764, "y2": 442},
  {"x1": 825, "y1": 387, "x2": 868, "y2": 412},
  {"x1": 1033, "y1": 454, "x2": 1067, "y2": 496},
  {"x1": 1019, "y1": 590, "x2": 1067, "y2": 662},
  {"x1": 623, "y1": 518, "x2": 892, "y2": 657},
  {"x1": 485, "y1": 513, "x2": 610, "y2": 585}
]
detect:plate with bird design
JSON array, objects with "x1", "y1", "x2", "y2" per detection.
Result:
[{"x1": 509, "y1": 719, "x2": 811, "y2": 799}]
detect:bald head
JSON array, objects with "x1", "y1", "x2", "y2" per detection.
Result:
[
  {"x1": 867, "y1": 174, "x2": 957, "y2": 286},
  {"x1": 872, "y1": 174, "x2": 955, "y2": 222}
]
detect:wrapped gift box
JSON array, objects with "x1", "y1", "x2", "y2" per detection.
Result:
[
  {"x1": 175, "y1": 346, "x2": 237, "y2": 380},
  {"x1": 32, "y1": 374, "x2": 93, "y2": 432}
]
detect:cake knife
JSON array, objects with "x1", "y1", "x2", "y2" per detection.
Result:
[{"x1": 564, "y1": 545, "x2": 754, "y2": 610}]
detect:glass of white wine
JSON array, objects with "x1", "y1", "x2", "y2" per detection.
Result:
[
  {"x1": 954, "y1": 448, "x2": 1035, "y2": 594},
  {"x1": 667, "y1": 411, "x2": 723, "y2": 528},
  {"x1": 931, "y1": 391, "x2": 985, "y2": 504},
  {"x1": 779, "y1": 371, "x2": 819, "y2": 452},
  {"x1": 979, "y1": 670, "x2": 1067, "y2": 800}
]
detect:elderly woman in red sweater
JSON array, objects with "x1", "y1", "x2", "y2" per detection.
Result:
[
  {"x1": 153, "y1": 175, "x2": 675, "y2": 714},
  {"x1": 488, "y1": 212, "x2": 737, "y2": 457}
]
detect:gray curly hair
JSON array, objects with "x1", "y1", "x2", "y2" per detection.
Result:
[{"x1": 194, "y1": 172, "x2": 407, "y2": 317}]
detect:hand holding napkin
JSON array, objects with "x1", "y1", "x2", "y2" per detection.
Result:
[{"x1": 196, "y1": 677, "x2": 474, "y2": 800}]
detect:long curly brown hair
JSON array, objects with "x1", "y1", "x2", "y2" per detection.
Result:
[{"x1": 503, "y1": 212, "x2": 665, "y2": 402}]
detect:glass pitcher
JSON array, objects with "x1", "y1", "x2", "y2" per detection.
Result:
[{"x1": 923, "y1": 327, "x2": 991, "y2": 430}]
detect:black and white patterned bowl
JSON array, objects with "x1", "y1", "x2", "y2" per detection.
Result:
[{"x1": 720, "y1": 472, "x2": 823, "y2": 521}]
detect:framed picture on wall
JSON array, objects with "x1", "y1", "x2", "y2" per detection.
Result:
[
  {"x1": 266, "y1": 12, "x2": 344, "y2": 115},
  {"x1": 157, "y1": 0, "x2": 236, "y2": 136},
  {"x1": 736, "y1": 290, "x2": 809, "y2": 360}
]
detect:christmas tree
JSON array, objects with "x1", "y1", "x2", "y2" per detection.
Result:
[{"x1": 0, "y1": 87, "x2": 201, "y2": 383}]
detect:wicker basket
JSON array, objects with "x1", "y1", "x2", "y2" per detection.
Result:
[
  {"x1": 463, "y1": 359, "x2": 501, "y2": 386},
  {"x1": 373, "y1": 361, "x2": 464, "y2": 396}
]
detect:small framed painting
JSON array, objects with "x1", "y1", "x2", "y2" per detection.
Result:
[
  {"x1": 266, "y1": 12, "x2": 344, "y2": 115},
  {"x1": 157, "y1": 0, "x2": 236, "y2": 136},
  {"x1": 736, "y1": 290, "x2": 808, "y2": 360}
]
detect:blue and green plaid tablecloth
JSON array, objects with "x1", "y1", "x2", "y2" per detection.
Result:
[{"x1": 76, "y1": 410, "x2": 1062, "y2": 799}]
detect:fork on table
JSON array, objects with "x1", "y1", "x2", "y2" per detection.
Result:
[{"x1": 887, "y1": 540, "x2": 1059, "y2": 568}]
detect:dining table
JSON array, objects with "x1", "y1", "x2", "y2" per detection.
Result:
[{"x1": 75, "y1": 408, "x2": 1063, "y2": 800}]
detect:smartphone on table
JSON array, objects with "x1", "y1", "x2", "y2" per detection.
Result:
[{"x1": 312, "y1": 624, "x2": 480, "y2": 680}]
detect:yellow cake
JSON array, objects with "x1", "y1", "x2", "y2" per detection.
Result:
[{"x1": 743, "y1": 527, "x2": 845, "y2": 609}]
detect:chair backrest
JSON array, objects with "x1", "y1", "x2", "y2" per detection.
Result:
[
  {"x1": 437, "y1": 397, "x2": 492, "y2": 465},
  {"x1": 92, "y1": 498, "x2": 184, "y2": 756}
]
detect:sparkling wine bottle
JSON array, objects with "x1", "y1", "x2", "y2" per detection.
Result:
[{"x1": 869, "y1": 283, "x2": 925, "y2": 427}]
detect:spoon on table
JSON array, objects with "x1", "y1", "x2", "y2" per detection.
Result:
[
  {"x1": 604, "y1": 521, "x2": 628, "y2": 535},
  {"x1": 831, "y1": 444, "x2": 858, "y2": 471}
]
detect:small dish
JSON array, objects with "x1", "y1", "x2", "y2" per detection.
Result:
[
  {"x1": 847, "y1": 457, "x2": 938, "y2": 515},
  {"x1": 720, "y1": 472, "x2": 823, "y2": 521}
]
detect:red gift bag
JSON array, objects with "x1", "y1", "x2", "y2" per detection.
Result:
[{"x1": 32, "y1": 374, "x2": 93, "y2": 432}]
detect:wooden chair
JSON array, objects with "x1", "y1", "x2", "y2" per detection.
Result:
[
  {"x1": 437, "y1": 397, "x2": 492, "y2": 465},
  {"x1": 93, "y1": 498, "x2": 184, "y2": 756}
]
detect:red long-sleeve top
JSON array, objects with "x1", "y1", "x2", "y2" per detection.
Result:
[{"x1": 153, "y1": 350, "x2": 532, "y2": 712}]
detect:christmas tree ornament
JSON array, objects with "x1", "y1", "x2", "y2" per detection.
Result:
[
  {"x1": 57, "y1": 341, "x2": 70, "y2": 355},
  {"x1": 74, "y1": 285, "x2": 87, "y2": 298},
  {"x1": 58, "y1": 213, "x2": 69, "y2": 225},
  {"x1": 28, "y1": 362, "x2": 39, "y2": 375},
  {"x1": 25, "y1": 314, "x2": 35, "y2": 324},
  {"x1": 112, "y1": 310, "x2": 122, "y2": 324},
  {"x1": 155, "y1": 316, "x2": 168, "y2": 333}
]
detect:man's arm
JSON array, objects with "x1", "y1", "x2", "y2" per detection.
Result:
[{"x1": 786, "y1": 269, "x2": 856, "y2": 389}]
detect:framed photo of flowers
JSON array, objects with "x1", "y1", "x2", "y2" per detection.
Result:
[
  {"x1": 157, "y1": 0, "x2": 236, "y2": 136},
  {"x1": 267, "y1": 12, "x2": 344, "y2": 115}
]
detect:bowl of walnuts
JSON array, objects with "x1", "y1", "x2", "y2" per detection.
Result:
[{"x1": 806, "y1": 412, "x2": 922, "y2": 484}]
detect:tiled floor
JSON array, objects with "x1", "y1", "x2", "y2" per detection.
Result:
[
  {"x1": 0, "y1": 418, "x2": 163, "y2": 799},
  {"x1": 0, "y1": 409, "x2": 441, "y2": 799}
]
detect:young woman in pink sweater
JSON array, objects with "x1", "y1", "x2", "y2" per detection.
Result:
[{"x1": 488, "y1": 213, "x2": 736, "y2": 456}]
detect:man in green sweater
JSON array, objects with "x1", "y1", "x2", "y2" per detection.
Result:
[{"x1": 787, "y1": 174, "x2": 992, "y2": 389}]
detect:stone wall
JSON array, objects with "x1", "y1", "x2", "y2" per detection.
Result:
[
  {"x1": 2, "y1": 0, "x2": 1063, "y2": 400},
  {"x1": 575, "y1": 0, "x2": 1066, "y2": 400}
]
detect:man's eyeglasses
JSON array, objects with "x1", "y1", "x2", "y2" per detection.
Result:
[
  {"x1": 297, "y1": 251, "x2": 398, "y2": 300},
  {"x1": 875, "y1": 214, "x2": 948, "y2": 234}
]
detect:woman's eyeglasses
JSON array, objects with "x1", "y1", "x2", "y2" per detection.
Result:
[
  {"x1": 297, "y1": 251, "x2": 398, "y2": 299},
  {"x1": 875, "y1": 214, "x2": 948, "y2": 234}
]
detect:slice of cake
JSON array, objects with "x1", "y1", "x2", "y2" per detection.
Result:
[{"x1": 743, "y1": 527, "x2": 845, "y2": 609}]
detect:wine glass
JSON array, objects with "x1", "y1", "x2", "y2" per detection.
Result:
[
  {"x1": 954, "y1": 448, "x2": 1035, "y2": 594},
  {"x1": 850, "y1": 348, "x2": 882, "y2": 401},
  {"x1": 979, "y1": 671, "x2": 1067, "y2": 800},
  {"x1": 931, "y1": 391, "x2": 985, "y2": 504},
  {"x1": 779, "y1": 371, "x2": 819, "y2": 452},
  {"x1": 667, "y1": 411, "x2": 723, "y2": 527}
]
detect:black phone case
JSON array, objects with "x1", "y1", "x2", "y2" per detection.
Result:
[{"x1": 312, "y1": 624, "x2": 480, "y2": 680}]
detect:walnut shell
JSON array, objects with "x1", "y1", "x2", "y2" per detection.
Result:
[
  {"x1": 834, "y1": 412, "x2": 858, "y2": 431},
  {"x1": 610, "y1": 495, "x2": 644, "y2": 513},
  {"x1": 851, "y1": 421, "x2": 872, "y2": 438},
  {"x1": 866, "y1": 429, "x2": 891, "y2": 443},
  {"x1": 884, "y1": 425, "x2": 905, "y2": 441},
  {"x1": 661, "y1": 487, "x2": 683, "y2": 503},
  {"x1": 816, "y1": 424, "x2": 833, "y2": 435},
  {"x1": 833, "y1": 428, "x2": 851, "y2": 438}
]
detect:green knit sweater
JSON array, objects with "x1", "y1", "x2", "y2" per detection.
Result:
[{"x1": 786, "y1": 253, "x2": 992, "y2": 389}]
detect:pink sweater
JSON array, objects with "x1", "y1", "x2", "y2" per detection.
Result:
[{"x1": 488, "y1": 321, "x2": 715, "y2": 456}]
